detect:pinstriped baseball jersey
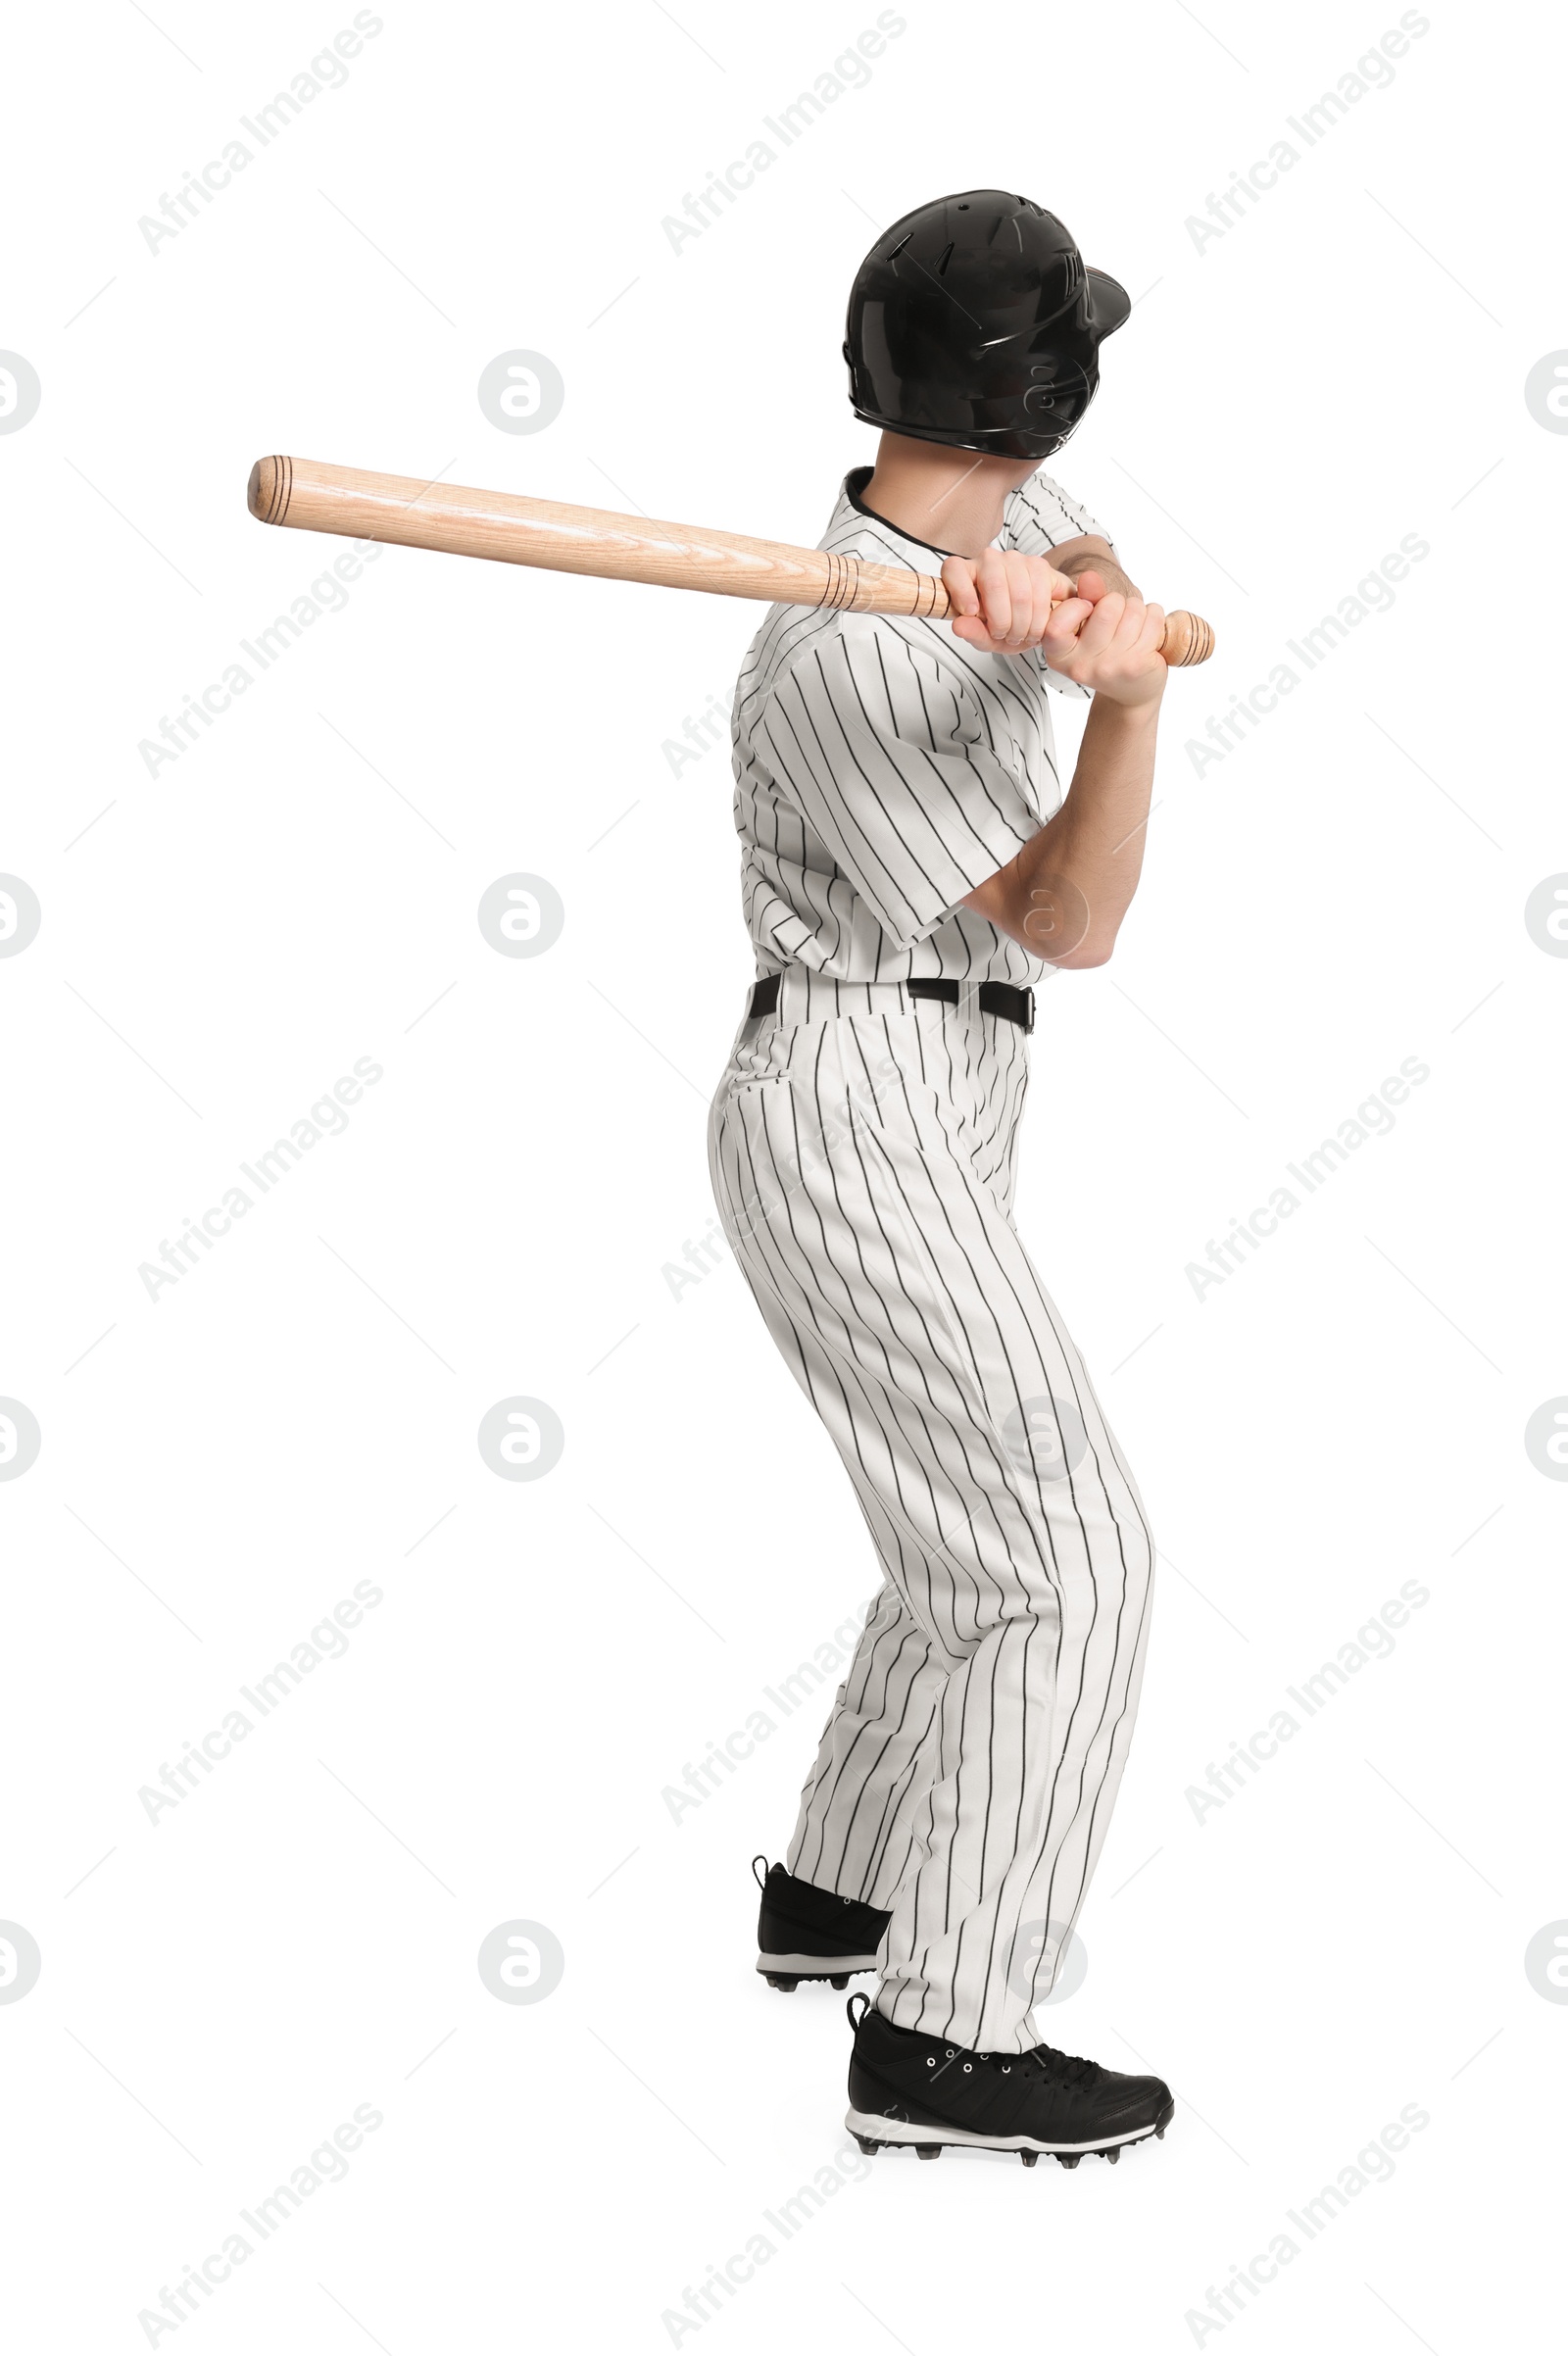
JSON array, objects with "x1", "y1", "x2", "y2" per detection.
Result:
[{"x1": 729, "y1": 465, "x2": 1113, "y2": 989}]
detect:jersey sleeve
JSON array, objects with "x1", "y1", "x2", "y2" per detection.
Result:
[
  {"x1": 756, "y1": 618, "x2": 1042, "y2": 953},
  {"x1": 1004, "y1": 470, "x2": 1117, "y2": 701},
  {"x1": 1004, "y1": 469, "x2": 1116, "y2": 558}
]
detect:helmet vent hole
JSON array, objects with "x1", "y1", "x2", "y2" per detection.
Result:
[
  {"x1": 888, "y1": 231, "x2": 912, "y2": 259},
  {"x1": 936, "y1": 241, "x2": 955, "y2": 275}
]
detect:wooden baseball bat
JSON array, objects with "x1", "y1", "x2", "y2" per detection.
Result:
[{"x1": 247, "y1": 456, "x2": 1215, "y2": 665}]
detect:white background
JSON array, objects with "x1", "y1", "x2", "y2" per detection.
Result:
[{"x1": 3, "y1": 1, "x2": 1564, "y2": 2348}]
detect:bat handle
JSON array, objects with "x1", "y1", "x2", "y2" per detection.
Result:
[
  {"x1": 895, "y1": 571, "x2": 1213, "y2": 664},
  {"x1": 1157, "y1": 610, "x2": 1214, "y2": 666}
]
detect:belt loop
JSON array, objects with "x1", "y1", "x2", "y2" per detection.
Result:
[{"x1": 1023, "y1": 986, "x2": 1036, "y2": 1035}]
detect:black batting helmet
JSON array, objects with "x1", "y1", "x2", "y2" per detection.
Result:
[{"x1": 844, "y1": 190, "x2": 1130, "y2": 461}]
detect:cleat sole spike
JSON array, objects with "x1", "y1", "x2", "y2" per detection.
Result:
[
  {"x1": 764, "y1": 1975, "x2": 800, "y2": 1991},
  {"x1": 915, "y1": 2143, "x2": 942, "y2": 2160},
  {"x1": 830, "y1": 1975, "x2": 850, "y2": 1989},
  {"x1": 1018, "y1": 2148, "x2": 1038, "y2": 2167},
  {"x1": 1056, "y1": 2152, "x2": 1081, "y2": 2169}
]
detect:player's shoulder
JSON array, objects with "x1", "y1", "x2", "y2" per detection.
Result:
[{"x1": 1004, "y1": 467, "x2": 1105, "y2": 550}]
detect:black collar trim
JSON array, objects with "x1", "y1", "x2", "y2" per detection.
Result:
[{"x1": 843, "y1": 466, "x2": 959, "y2": 561}]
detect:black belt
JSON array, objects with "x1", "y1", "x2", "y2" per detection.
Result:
[{"x1": 748, "y1": 974, "x2": 1034, "y2": 1034}]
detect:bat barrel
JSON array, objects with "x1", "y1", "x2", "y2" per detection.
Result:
[{"x1": 247, "y1": 455, "x2": 858, "y2": 607}]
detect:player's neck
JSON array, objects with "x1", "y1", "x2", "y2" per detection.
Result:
[{"x1": 861, "y1": 433, "x2": 1037, "y2": 559}]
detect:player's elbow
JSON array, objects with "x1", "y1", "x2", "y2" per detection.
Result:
[
  {"x1": 1015, "y1": 874, "x2": 1116, "y2": 967},
  {"x1": 986, "y1": 908, "x2": 1117, "y2": 966},
  {"x1": 1048, "y1": 930, "x2": 1116, "y2": 971},
  {"x1": 966, "y1": 866, "x2": 1125, "y2": 966}
]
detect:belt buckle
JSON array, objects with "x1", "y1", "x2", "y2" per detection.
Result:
[{"x1": 1021, "y1": 986, "x2": 1035, "y2": 1035}]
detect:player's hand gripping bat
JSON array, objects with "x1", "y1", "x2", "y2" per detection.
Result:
[{"x1": 246, "y1": 456, "x2": 1215, "y2": 664}]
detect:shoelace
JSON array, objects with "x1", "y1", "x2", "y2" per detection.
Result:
[{"x1": 986, "y1": 2041, "x2": 1100, "y2": 2087}]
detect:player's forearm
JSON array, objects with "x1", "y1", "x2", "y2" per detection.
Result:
[
  {"x1": 1050, "y1": 533, "x2": 1140, "y2": 601},
  {"x1": 1009, "y1": 694, "x2": 1162, "y2": 967}
]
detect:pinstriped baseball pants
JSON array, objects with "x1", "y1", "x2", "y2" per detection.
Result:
[{"x1": 709, "y1": 973, "x2": 1155, "y2": 2054}]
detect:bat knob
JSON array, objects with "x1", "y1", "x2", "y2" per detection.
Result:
[
  {"x1": 1160, "y1": 610, "x2": 1214, "y2": 666},
  {"x1": 247, "y1": 456, "x2": 292, "y2": 525}
]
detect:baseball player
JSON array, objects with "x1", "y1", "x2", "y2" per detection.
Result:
[{"x1": 710, "y1": 192, "x2": 1175, "y2": 2167}]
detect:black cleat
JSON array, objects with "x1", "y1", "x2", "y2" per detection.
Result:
[
  {"x1": 844, "y1": 1995, "x2": 1174, "y2": 2167},
  {"x1": 754, "y1": 1858, "x2": 890, "y2": 1988}
]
